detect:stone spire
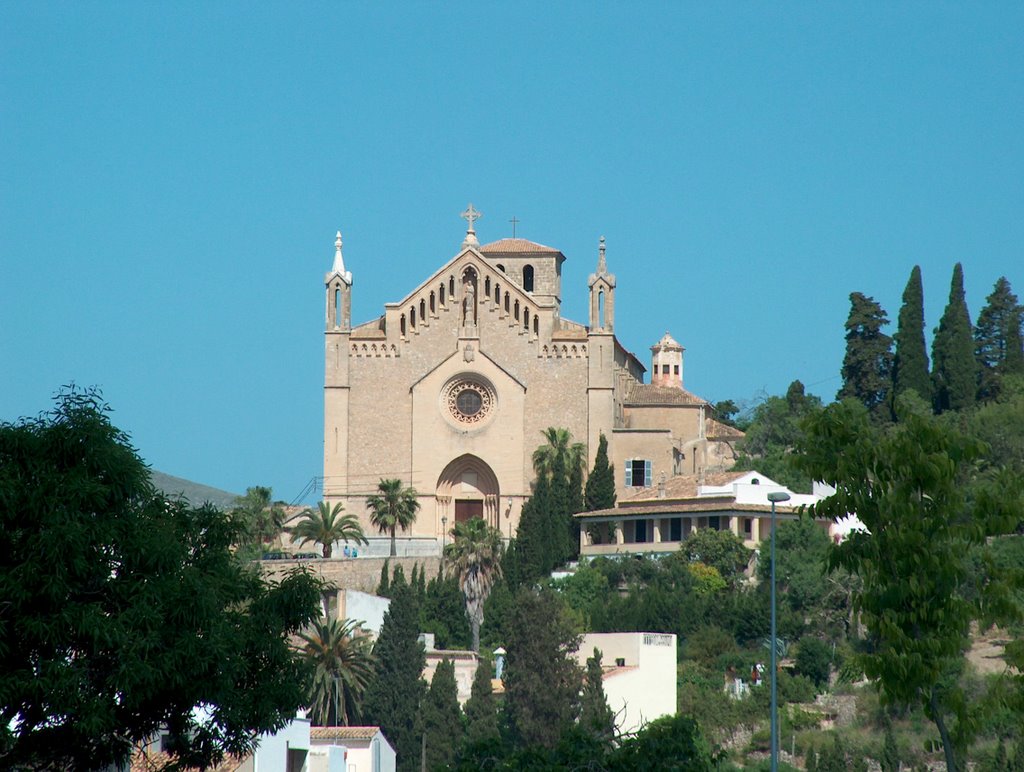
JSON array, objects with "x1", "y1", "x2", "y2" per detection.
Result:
[
  {"x1": 461, "y1": 203, "x2": 482, "y2": 248},
  {"x1": 588, "y1": 235, "x2": 616, "y2": 288},
  {"x1": 328, "y1": 230, "x2": 352, "y2": 285}
]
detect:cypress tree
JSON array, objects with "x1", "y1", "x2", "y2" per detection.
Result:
[
  {"x1": 568, "y1": 460, "x2": 585, "y2": 560},
  {"x1": 377, "y1": 559, "x2": 391, "y2": 597},
  {"x1": 584, "y1": 433, "x2": 616, "y2": 512},
  {"x1": 837, "y1": 292, "x2": 894, "y2": 421},
  {"x1": 514, "y1": 473, "x2": 551, "y2": 583},
  {"x1": 421, "y1": 658, "x2": 462, "y2": 772},
  {"x1": 463, "y1": 659, "x2": 499, "y2": 746},
  {"x1": 892, "y1": 265, "x2": 931, "y2": 404},
  {"x1": 548, "y1": 448, "x2": 574, "y2": 567},
  {"x1": 503, "y1": 587, "x2": 582, "y2": 749},
  {"x1": 579, "y1": 648, "x2": 615, "y2": 745},
  {"x1": 880, "y1": 721, "x2": 900, "y2": 772},
  {"x1": 390, "y1": 564, "x2": 407, "y2": 593},
  {"x1": 932, "y1": 263, "x2": 977, "y2": 412},
  {"x1": 363, "y1": 583, "x2": 425, "y2": 772},
  {"x1": 975, "y1": 276, "x2": 1024, "y2": 401}
]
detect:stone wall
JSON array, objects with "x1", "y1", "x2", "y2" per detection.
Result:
[{"x1": 260, "y1": 555, "x2": 442, "y2": 594}]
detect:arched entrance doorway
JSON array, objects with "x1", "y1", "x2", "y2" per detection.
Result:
[{"x1": 435, "y1": 454, "x2": 500, "y2": 531}]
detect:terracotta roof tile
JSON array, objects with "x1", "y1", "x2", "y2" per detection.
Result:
[
  {"x1": 706, "y1": 418, "x2": 745, "y2": 439},
  {"x1": 479, "y1": 238, "x2": 562, "y2": 254},
  {"x1": 625, "y1": 383, "x2": 708, "y2": 406},
  {"x1": 310, "y1": 726, "x2": 381, "y2": 740},
  {"x1": 131, "y1": 749, "x2": 244, "y2": 772},
  {"x1": 621, "y1": 471, "x2": 748, "y2": 502}
]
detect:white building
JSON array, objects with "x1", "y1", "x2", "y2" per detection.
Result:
[
  {"x1": 309, "y1": 727, "x2": 396, "y2": 772},
  {"x1": 575, "y1": 632, "x2": 677, "y2": 735}
]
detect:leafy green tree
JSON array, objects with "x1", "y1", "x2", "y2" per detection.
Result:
[
  {"x1": 990, "y1": 739, "x2": 1009, "y2": 772},
  {"x1": 299, "y1": 618, "x2": 375, "y2": 726},
  {"x1": 796, "y1": 401, "x2": 1024, "y2": 771},
  {"x1": 757, "y1": 516, "x2": 831, "y2": 615},
  {"x1": 608, "y1": 714, "x2": 716, "y2": 770},
  {"x1": 733, "y1": 380, "x2": 823, "y2": 492},
  {"x1": 421, "y1": 565, "x2": 471, "y2": 650},
  {"x1": 445, "y1": 517, "x2": 504, "y2": 652},
  {"x1": 0, "y1": 388, "x2": 323, "y2": 771},
  {"x1": 975, "y1": 276, "x2": 1024, "y2": 402},
  {"x1": 504, "y1": 586, "x2": 583, "y2": 749},
  {"x1": 837, "y1": 292, "x2": 894, "y2": 421},
  {"x1": 363, "y1": 582, "x2": 426, "y2": 772},
  {"x1": 367, "y1": 478, "x2": 421, "y2": 557},
  {"x1": 532, "y1": 426, "x2": 586, "y2": 484},
  {"x1": 532, "y1": 427, "x2": 586, "y2": 565},
  {"x1": 794, "y1": 636, "x2": 832, "y2": 689},
  {"x1": 933, "y1": 263, "x2": 978, "y2": 413},
  {"x1": 580, "y1": 648, "x2": 616, "y2": 745},
  {"x1": 289, "y1": 500, "x2": 367, "y2": 558},
  {"x1": 462, "y1": 659, "x2": 499, "y2": 747},
  {"x1": 584, "y1": 433, "x2": 616, "y2": 512},
  {"x1": 231, "y1": 484, "x2": 288, "y2": 552},
  {"x1": 680, "y1": 527, "x2": 752, "y2": 585},
  {"x1": 421, "y1": 658, "x2": 462, "y2": 772},
  {"x1": 713, "y1": 399, "x2": 741, "y2": 428},
  {"x1": 892, "y1": 265, "x2": 932, "y2": 405}
]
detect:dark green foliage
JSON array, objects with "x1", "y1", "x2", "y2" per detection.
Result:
[
  {"x1": 795, "y1": 636, "x2": 832, "y2": 688},
  {"x1": 513, "y1": 471, "x2": 552, "y2": 583},
  {"x1": 550, "y1": 564, "x2": 611, "y2": 627},
  {"x1": 805, "y1": 745, "x2": 818, "y2": 772},
  {"x1": 421, "y1": 658, "x2": 462, "y2": 772},
  {"x1": 817, "y1": 734, "x2": 848, "y2": 772},
  {"x1": 503, "y1": 586, "x2": 582, "y2": 749},
  {"x1": 231, "y1": 484, "x2": 288, "y2": 552},
  {"x1": 610, "y1": 714, "x2": 716, "y2": 770},
  {"x1": 390, "y1": 563, "x2": 408, "y2": 593},
  {"x1": 976, "y1": 276, "x2": 1024, "y2": 402},
  {"x1": 933, "y1": 263, "x2": 978, "y2": 412},
  {"x1": 757, "y1": 517, "x2": 831, "y2": 614},
  {"x1": 580, "y1": 648, "x2": 616, "y2": 745},
  {"x1": 421, "y1": 566, "x2": 471, "y2": 650},
  {"x1": 713, "y1": 399, "x2": 741, "y2": 428},
  {"x1": 990, "y1": 739, "x2": 1008, "y2": 772},
  {"x1": 797, "y1": 400, "x2": 1024, "y2": 771},
  {"x1": 733, "y1": 380, "x2": 823, "y2": 492},
  {"x1": 892, "y1": 265, "x2": 932, "y2": 405},
  {"x1": 363, "y1": 582, "x2": 426, "y2": 772},
  {"x1": 462, "y1": 659, "x2": 499, "y2": 747},
  {"x1": 377, "y1": 559, "x2": 391, "y2": 597},
  {"x1": 880, "y1": 721, "x2": 900, "y2": 772},
  {"x1": 0, "y1": 388, "x2": 323, "y2": 771},
  {"x1": 837, "y1": 291, "x2": 894, "y2": 421},
  {"x1": 585, "y1": 432, "x2": 617, "y2": 512},
  {"x1": 680, "y1": 527, "x2": 752, "y2": 585}
]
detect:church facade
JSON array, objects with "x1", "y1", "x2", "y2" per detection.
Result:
[{"x1": 322, "y1": 207, "x2": 738, "y2": 543}]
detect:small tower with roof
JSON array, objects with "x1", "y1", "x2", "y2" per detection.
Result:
[
  {"x1": 588, "y1": 236, "x2": 616, "y2": 332},
  {"x1": 325, "y1": 231, "x2": 353, "y2": 330},
  {"x1": 324, "y1": 230, "x2": 353, "y2": 499},
  {"x1": 651, "y1": 332, "x2": 684, "y2": 388}
]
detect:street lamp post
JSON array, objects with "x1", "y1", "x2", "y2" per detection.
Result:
[{"x1": 767, "y1": 490, "x2": 791, "y2": 772}]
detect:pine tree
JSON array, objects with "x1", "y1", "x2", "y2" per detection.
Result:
[
  {"x1": 462, "y1": 659, "x2": 499, "y2": 747},
  {"x1": 421, "y1": 659, "x2": 462, "y2": 772},
  {"x1": 892, "y1": 265, "x2": 931, "y2": 404},
  {"x1": 975, "y1": 276, "x2": 1024, "y2": 401},
  {"x1": 584, "y1": 433, "x2": 616, "y2": 512},
  {"x1": 932, "y1": 263, "x2": 977, "y2": 412},
  {"x1": 579, "y1": 648, "x2": 615, "y2": 745},
  {"x1": 837, "y1": 292, "x2": 894, "y2": 421},
  {"x1": 503, "y1": 586, "x2": 582, "y2": 749},
  {"x1": 362, "y1": 583, "x2": 426, "y2": 772},
  {"x1": 377, "y1": 559, "x2": 391, "y2": 598}
]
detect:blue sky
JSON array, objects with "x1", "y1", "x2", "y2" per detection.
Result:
[{"x1": 2, "y1": 3, "x2": 1021, "y2": 504}]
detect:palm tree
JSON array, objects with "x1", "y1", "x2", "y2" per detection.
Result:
[
  {"x1": 444, "y1": 517, "x2": 503, "y2": 652},
  {"x1": 289, "y1": 501, "x2": 368, "y2": 558},
  {"x1": 366, "y1": 478, "x2": 420, "y2": 557},
  {"x1": 531, "y1": 427, "x2": 586, "y2": 481},
  {"x1": 231, "y1": 485, "x2": 287, "y2": 546},
  {"x1": 299, "y1": 618, "x2": 375, "y2": 726}
]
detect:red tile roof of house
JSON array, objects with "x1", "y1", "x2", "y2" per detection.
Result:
[
  {"x1": 310, "y1": 726, "x2": 381, "y2": 740},
  {"x1": 479, "y1": 238, "x2": 561, "y2": 254},
  {"x1": 625, "y1": 383, "x2": 708, "y2": 406}
]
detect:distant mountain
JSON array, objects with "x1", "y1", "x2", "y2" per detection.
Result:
[{"x1": 150, "y1": 470, "x2": 240, "y2": 511}]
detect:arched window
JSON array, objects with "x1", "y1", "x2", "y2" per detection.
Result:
[
  {"x1": 523, "y1": 264, "x2": 534, "y2": 292},
  {"x1": 496, "y1": 264, "x2": 505, "y2": 273},
  {"x1": 410, "y1": 306, "x2": 416, "y2": 329},
  {"x1": 494, "y1": 283, "x2": 500, "y2": 304},
  {"x1": 514, "y1": 300, "x2": 520, "y2": 321},
  {"x1": 449, "y1": 276, "x2": 455, "y2": 297},
  {"x1": 484, "y1": 276, "x2": 491, "y2": 297},
  {"x1": 504, "y1": 293, "x2": 510, "y2": 313},
  {"x1": 598, "y1": 290, "x2": 605, "y2": 328},
  {"x1": 334, "y1": 287, "x2": 341, "y2": 328},
  {"x1": 440, "y1": 283, "x2": 446, "y2": 306},
  {"x1": 430, "y1": 291, "x2": 435, "y2": 314},
  {"x1": 523, "y1": 308, "x2": 530, "y2": 330},
  {"x1": 400, "y1": 314, "x2": 406, "y2": 336},
  {"x1": 419, "y1": 298, "x2": 426, "y2": 321},
  {"x1": 533, "y1": 316, "x2": 539, "y2": 336}
]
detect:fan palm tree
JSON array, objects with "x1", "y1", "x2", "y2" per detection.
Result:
[
  {"x1": 231, "y1": 485, "x2": 287, "y2": 546},
  {"x1": 444, "y1": 517, "x2": 503, "y2": 652},
  {"x1": 289, "y1": 501, "x2": 368, "y2": 558},
  {"x1": 366, "y1": 478, "x2": 420, "y2": 557},
  {"x1": 298, "y1": 618, "x2": 375, "y2": 726},
  {"x1": 531, "y1": 427, "x2": 586, "y2": 481}
]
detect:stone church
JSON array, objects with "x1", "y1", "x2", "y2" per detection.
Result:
[{"x1": 322, "y1": 206, "x2": 739, "y2": 544}]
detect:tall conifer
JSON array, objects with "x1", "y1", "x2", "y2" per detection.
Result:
[
  {"x1": 585, "y1": 433, "x2": 616, "y2": 512},
  {"x1": 421, "y1": 658, "x2": 462, "y2": 771},
  {"x1": 892, "y1": 265, "x2": 931, "y2": 404},
  {"x1": 579, "y1": 648, "x2": 616, "y2": 745},
  {"x1": 837, "y1": 292, "x2": 894, "y2": 421},
  {"x1": 933, "y1": 263, "x2": 977, "y2": 412},
  {"x1": 975, "y1": 276, "x2": 1024, "y2": 401},
  {"x1": 362, "y1": 583, "x2": 425, "y2": 772},
  {"x1": 463, "y1": 660, "x2": 499, "y2": 747}
]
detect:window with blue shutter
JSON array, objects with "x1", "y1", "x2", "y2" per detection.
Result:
[{"x1": 626, "y1": 459, "x2": 653, "y2": 488}]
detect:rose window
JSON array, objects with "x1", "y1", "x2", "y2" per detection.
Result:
[{"x1": 443, "y1": 378, "x2": 495, "y2": 425}]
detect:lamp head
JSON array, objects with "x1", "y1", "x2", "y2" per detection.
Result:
[{"x1": 767, "y1": 492, "x2": 791, "y2": 503}]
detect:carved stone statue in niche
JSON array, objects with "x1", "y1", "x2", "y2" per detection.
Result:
[{"x1": 462, "y1": 274, "x2": 477, "y2": 326}]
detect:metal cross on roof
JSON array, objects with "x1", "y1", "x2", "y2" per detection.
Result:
[{"x1": 509, "y1": 216, "x2": 519, "y2": 238}]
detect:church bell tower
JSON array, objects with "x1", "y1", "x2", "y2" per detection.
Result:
[{"x1": 324, "y1": 231, "x2": 353, "y2": 499}]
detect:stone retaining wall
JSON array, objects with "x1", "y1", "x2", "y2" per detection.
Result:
[{"x1": 260, "y1": 555, "x2": 443, "y2": 594}]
